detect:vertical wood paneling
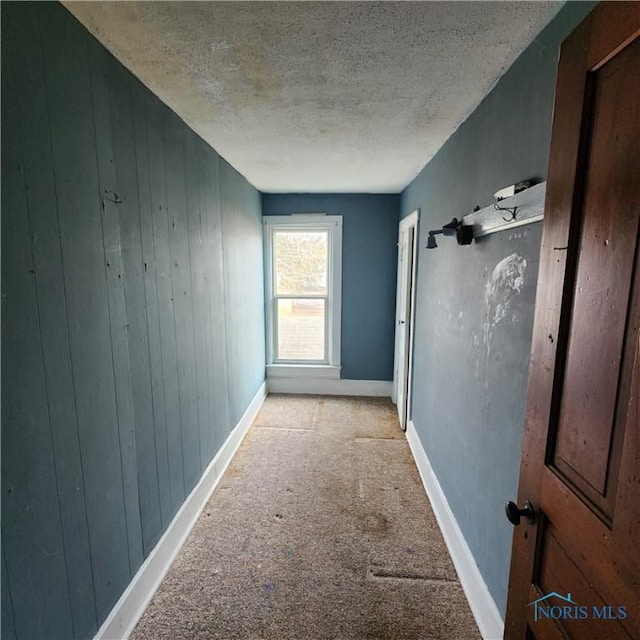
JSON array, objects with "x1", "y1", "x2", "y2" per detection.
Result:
[
  {"x1": 6, "y1": 4, "x2": 98, "y2": 638},
  {"x1": 184, "y1": 131, "x2": 211, "y2": 474},
  {"x1": 220, "y1": 161, "x2": 265, "y2": 426},
  {"x1": 87, "y1": 40, "x2": 142, "y2": 577},
  {"x1": 2, "y1": 3, "x2": 265, "y2": 637},
  {"x1": 113, "y1": 70, "x2": 163, "y2": 554},
  {"x1": 39, "y1": 2, "x2": 131, "y2": 621},
  {"x1": 164, "y1": 117, "x2": 201, "y2": 493},
  {"x1": 146, "y1": 103, "x2": 185, "y2": 516},
  {"x1": 220, "y1": 162, "x2": 242, "y2": 426},
  {"x1": 1, "y1": 8, "x2": 73, "y2": 636},
  {"x1": 108, "y1": 62, "x2": 161, "y2": 555},
  {"x1": 88, "y1": 35, "x2": 144, "y2": 581},
  {"x1": 132, "y1": 85, "x2": 172, "y2": 536},
  {"x1": 199, "y1": 143, "x2": 231, "y2": 458},
  {"x1": 1, "y1": 545, "x2": 17, "y2": 640}
]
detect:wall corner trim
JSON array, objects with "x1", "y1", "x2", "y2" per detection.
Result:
[
  {"x1": 93, "y1": 381, "x2": 267, "y2": 640},
  {"x1": 405, "y1": 420, "x2": 505, "y2": 640},
  {"x1": 266, "y1": 377, "x2": 392, "y2": 397}
]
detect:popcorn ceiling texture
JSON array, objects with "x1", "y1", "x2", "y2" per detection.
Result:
[
  {"x1": 130, "y1": 395, "x2": 480, "y2": 639},
  {"x1": 63, "y1": 1, "x2": 561, "y2": 193}
]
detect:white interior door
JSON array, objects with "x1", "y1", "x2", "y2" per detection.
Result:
[{"x1": 393, "y1": 210, "x2": 418, "y2": 429}]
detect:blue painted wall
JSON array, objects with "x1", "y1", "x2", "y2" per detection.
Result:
[
  {"x1": 1, "y1": 3, "x2": 264, "y2": 639},
  {"x1": 262, "y1": 194, "x2": 399, "y2": 381},
  {"x1": 221, "y1": 161, "x2": 266, "y2": 425},
  {"x1": 400, "y1": 2, "x2": 597, "y2": 616}
]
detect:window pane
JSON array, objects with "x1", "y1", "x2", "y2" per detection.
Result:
[
  {"x1": 277, "y1": 298, "x2": 325, "y2": 361},
  {"x1": 274, "y1": 231, "x2": 328, "y2": 295}
]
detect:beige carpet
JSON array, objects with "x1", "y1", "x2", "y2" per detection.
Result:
[{"x1": 131, "y1": 395, "x2": 480, "y2": 639}]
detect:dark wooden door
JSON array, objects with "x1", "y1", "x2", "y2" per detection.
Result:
[{"x1": 505, "y1": 4, "x2": 640, "y2": 639}]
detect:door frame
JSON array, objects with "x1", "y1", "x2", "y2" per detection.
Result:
[{"x1": 393, "y1": 208, "x2": 419, "y2": 430}]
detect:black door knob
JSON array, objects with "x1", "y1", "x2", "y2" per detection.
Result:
[{"x1": 505, "y1": 500, "x2": 536, "y2": 526}]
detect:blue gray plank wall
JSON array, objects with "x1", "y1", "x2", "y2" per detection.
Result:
[
  {"x1": 262, "y1": 194, "x2": 400, "y2": 381},
  {"x1": 1, "y1": 3, "x2": 265, "y2": 639},
  {"x1": 400, "y1": 2, "x2": 597, "y2": 616}
]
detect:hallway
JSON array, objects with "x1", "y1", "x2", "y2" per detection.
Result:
[{"x1": 131, "y1": 395, "x2": 479, "y2": 639}]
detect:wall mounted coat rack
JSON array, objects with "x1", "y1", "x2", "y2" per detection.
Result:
[{"x1": 462, "y1": 181, "x2": 546, "y2": 238}]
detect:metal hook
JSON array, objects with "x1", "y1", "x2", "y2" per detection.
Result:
[{"x1": 494, "y1": 203, "x2": 518, "y2": 222}]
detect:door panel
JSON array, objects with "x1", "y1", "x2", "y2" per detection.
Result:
[
  {"x1": 535, "y1": 528, "x2": 621, "y2": 640},
  {"x1": 505, "y1": 4, "x2": 640, "y2": 639},
  {"x1": 394, "y1": 216, "x2": 417, "y2": 429},
  {"x1": 394, "y1": 227, "x2": 408, "y2": 422},
  {"x1": 552, "y1": 36, "x2": 639, "y2": 514},
  {"x1": 399, "y1": 226, "x2": 415, "y2": 426}
]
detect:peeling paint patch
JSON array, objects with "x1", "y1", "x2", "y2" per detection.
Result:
[{"x1": 483, "y1": 252, "x2": 527, "y2": 357}]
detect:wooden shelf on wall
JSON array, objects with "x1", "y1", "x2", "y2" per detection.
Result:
[{"x1": 462, "y1": 181, "x2": 546, "y2": 238}]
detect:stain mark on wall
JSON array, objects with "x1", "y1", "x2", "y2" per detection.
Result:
[{"x1": 483, "y1": 252, "x2": 527, "y2": 359}]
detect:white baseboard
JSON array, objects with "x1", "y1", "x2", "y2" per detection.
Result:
[
  {"x1": 94, "y1": 381, "x2": 267, "y2": 640},
  {"x1": 266, "y1": 377, "x2": 392, "y2": 397},
  {"x1": 405, "y1": 420, "x2": 504, "y2": 640}
]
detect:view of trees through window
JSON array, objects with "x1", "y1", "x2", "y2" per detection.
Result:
[
  {"x1": 274, "y1": 231, "x2": 328, "y2": 361},
  {"x1": 274, "y1": 231, "x2": 327, "y2": 295}
]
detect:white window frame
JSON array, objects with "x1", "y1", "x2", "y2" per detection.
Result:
[{"x1": 263, "y1": 215, "x2": 342, "y2": 379}]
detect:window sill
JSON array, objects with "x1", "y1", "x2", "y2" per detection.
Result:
[{"x1": 266, "y1": 364, "x2": 341, "y2": 380}]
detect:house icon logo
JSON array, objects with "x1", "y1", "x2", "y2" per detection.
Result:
[{"x1": 528, "y1": 592, "x2": 577, "y2": 622}]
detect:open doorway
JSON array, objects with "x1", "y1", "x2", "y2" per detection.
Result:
[{"x1": 392, "y1": 209, "x2": 419, "y2": 430}]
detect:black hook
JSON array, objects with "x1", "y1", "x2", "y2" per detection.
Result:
[{"x1": 494, "y1": 203, "x2": 518, "y2": 223}]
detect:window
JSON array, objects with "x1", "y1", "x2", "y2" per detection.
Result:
[{"x1": 264, "y1": 215, "x2": 342, "y2": 378}]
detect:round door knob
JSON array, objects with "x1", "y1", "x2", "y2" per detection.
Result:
[{"x1": 505, "y1": 500, "x2": 536, "y2": 526}]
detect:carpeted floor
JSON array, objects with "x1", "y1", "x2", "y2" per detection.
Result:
[{"x1": 131, "y1": 395, "x2": 480, "y2": 639}]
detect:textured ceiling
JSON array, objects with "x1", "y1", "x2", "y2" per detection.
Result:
[{"x1": 63, "y1": 1, "x2": 563, "y2": 193}]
